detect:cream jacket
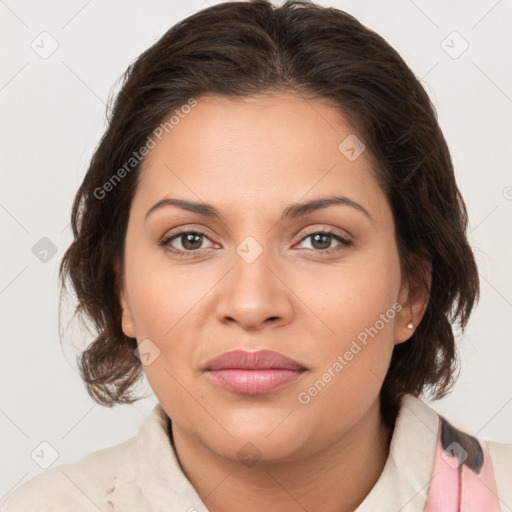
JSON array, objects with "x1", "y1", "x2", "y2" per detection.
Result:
[{"x1": 1, "y1": 394, "x2": 511, "y2": 511}]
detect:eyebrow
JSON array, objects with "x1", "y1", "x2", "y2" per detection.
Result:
[{"x1": 145, "y1": 195, "x2": 373, "y2": 223}]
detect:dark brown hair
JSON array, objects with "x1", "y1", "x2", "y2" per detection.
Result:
[{"x1": 59, "y1": 0, "x2": 479, "y2": 428}]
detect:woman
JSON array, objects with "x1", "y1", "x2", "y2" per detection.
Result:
[{"x1": 2, "y1": 1, "x2": 510, "y2": 511}]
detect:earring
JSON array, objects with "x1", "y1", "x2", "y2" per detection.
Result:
[{"x1": 407, "y1": 300, "x2": 414, "y2": 329}]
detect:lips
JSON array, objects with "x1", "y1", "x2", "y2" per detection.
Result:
[
  {"x1": 204, "y1": 349, "x2": 306, "y2": 371},
  {"x1": 204, "y1": 349, "x2": 307, "y2": 395}
]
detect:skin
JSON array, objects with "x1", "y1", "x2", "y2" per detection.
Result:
[{"x1": 119, "y1": 92, "x2": 429, "y2": 512}]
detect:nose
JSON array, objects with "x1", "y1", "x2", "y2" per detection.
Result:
[{"x1": 214, "y1": 241, "x2": 295, "y2": 331}]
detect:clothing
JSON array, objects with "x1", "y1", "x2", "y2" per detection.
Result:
[
  {"x1": 1, "y1": 394, "x2": 511, "y2": 511},
  {"x1": 424, "y1": 417, "x2": 502, "y2": 511}
]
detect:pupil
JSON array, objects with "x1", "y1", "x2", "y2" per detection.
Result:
[
  {"x1": 312, "y1": 233, "x2": 330, "y2": 250},
  {"x1": 183, "y1": 233, "x2": 202, "y2": 250}
]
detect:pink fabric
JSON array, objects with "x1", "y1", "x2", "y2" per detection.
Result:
[{"x1": 424, "y1": 420, "x2": 501, "y2": 511}]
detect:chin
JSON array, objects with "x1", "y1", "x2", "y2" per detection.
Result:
[
  {"x1": 200, "y1": 412, "x2": 312, "y2": 463},
  {"x1": 210, "y1": 433, "x2": 307, "y2": 466}
]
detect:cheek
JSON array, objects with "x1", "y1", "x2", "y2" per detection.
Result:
[
  {"x1": 294, "y1": 266, "x2": 400, "y2": 436},
  {"x1": 123, "y1": 244, "x2": 220, "y2": 385},
  {"x1": 297, "y1": 245, "x2": 402, "y2": 388},
  {"x1": 123, "y1": 252, "x2": 204, "y2": 410},
  {"x1": 124, "y1": 240, "x2": 206, "y2": 337},
  {"x1": 298, "y1": 246, "x2": 401, "y2": 343}
]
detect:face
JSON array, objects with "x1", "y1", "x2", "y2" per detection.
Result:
[{"x1": 119, "y1": 92, "x2": 423, "y2": 463}]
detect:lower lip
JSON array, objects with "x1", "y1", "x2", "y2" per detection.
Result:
[{"x1": 206, "y1": 369, "x2": 306, "y2": 395}]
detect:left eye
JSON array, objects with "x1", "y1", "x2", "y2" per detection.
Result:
[{"x1": 296, "y1": 231, "x2": 352, "y2": 251}]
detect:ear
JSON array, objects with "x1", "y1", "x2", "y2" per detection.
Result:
[
  {"x1": 394, "y1": 257, "x2": 432, "y2": 345},
  {"x1": 115, "y1": 259, "x2": 136, "y2": 339}
]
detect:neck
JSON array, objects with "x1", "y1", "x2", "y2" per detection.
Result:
[{"x1": 170, "y1": 397, "x2": 393, "y2": 512}]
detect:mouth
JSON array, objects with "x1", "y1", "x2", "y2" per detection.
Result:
[{"x1": 203, "y1": 349, "x2": 307, "y2": 395}]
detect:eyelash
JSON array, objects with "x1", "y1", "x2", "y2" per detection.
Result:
[{"x1": 161, "y1": 228, "x2": 353, "y2": 258}]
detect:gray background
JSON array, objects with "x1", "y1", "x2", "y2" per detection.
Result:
[{"x1": 1, "y1": 0, "x2": 511, "y2": 500}]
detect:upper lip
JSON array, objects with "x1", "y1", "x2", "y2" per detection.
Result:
[{"x1": 203, "y1": 349, "x2": 307, "y2": 371}]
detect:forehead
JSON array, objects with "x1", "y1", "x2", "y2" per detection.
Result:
[{"x1": 134, "y1": 93, "x2": 389, "y2": 224}]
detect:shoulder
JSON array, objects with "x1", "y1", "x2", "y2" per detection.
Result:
[
  {"x1": 395, "y1": 395, "x2": 512, "y2": 506},
  {"x1": 486, "y1": 439, "x2": 512, "y2": 507},
  {"x1": 0, "y1": 436, "x2": 140, "y2": 512}
]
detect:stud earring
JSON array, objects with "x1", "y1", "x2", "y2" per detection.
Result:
[{"x1": 407, "y1": 299, "x2": 414, "y2": 329}]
